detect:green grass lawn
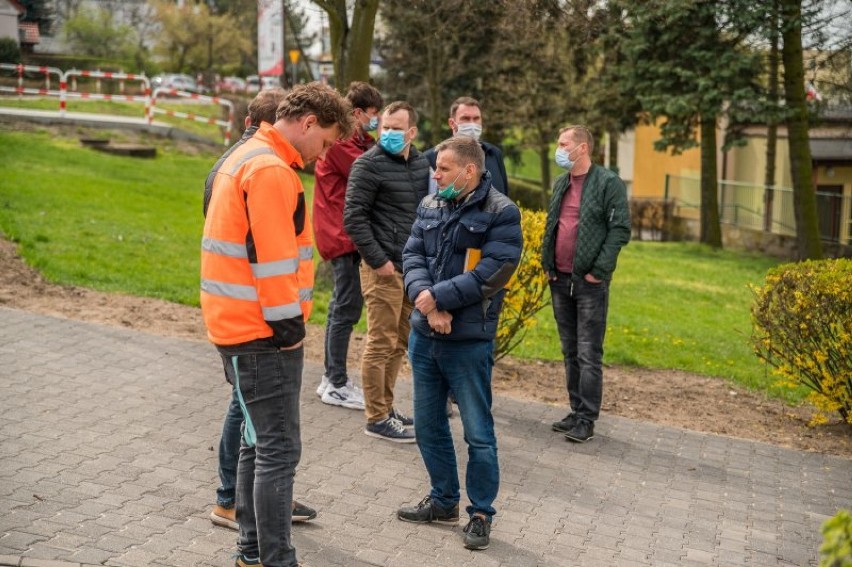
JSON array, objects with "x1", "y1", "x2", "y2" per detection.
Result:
[
  {"x1": 513, "y1": 242, "x2": 789, "y2": 398},
  {"x1": 0, "y1": 128, "x2": 797, "y2": 402},
  {"x1": 505, "y1": 145, "x2": 549, "y2": 181}
]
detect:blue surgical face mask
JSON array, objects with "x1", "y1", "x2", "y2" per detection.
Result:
[
  {"x1": 365, "y1": 115, "x2": 379, "y2": 132},
  {"x1": 380, "y1": 130, "x2": 407, "y2": 154},
  {"x1": 555, "y1": 147, "x2": 575, "y2": 171},
  {"x1": 436, "y1": 169, "x2": 466, "y2": 201}
]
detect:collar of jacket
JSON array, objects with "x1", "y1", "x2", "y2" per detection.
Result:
[
  {"x1": 480, "y1": 140, "x2": 501, "y2": 156},
  {"x1": 255, "y1": 122, "x2": 304, "y2": 170},
  {"x1": 554, "y1": 163, "x2": 599, "y2": 193},
  {"x1": 353, "y1": 127, "x2": 376, "y2": 151},
  {"x1": 379, "y1": 143, "x2": 420, "y2": 163},
  {"x1": 452, "y1": 170, "x2": 493, "y2": 208}
]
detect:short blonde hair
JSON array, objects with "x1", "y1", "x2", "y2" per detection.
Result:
[
  {"x1": 558, "y1": 125, "x2": 595, "y2": 155},
  {"x1": 435, "y1": 136, "x2": 485, "y2": 173}
]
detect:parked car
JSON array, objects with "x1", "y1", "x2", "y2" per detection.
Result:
[
  {"x1": 246, "y1": 74, "x2": 283, "y2": 94},
  {"x1": 217, "y1": 76, "x2": 247, "y2": 94},
  {"x1": 261, "y1": 76, "x2": 281, "y2": 89},
  {"x1": 151, "y1": 74, "x2": 201, "y2": 94},
  {"x1": 246, "y1": 75, "x2": 260, "y2": 94}
]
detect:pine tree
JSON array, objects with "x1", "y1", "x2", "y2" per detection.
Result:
[{"x1": 618, "y1": 0, "x2": 764, "y2": 248}]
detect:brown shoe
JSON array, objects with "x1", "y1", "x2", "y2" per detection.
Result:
[
  {"x1": 212, "y1": 501, "x2": 316, "y2": 530},
  {"x1": 210, "y1": 505, "x2": 237, "y2": 530},
  {"x1": 234, "y1": 554, "x2": 261, "y2": 566}
]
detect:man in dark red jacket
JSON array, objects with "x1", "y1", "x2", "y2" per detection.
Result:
[{"x1": 313, "y1": 81, "x2": 384, "y2": 410}]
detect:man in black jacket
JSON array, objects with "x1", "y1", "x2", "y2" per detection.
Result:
[
  {"x1": 423, "y1": 96, "x2": 509, "y2": 197},
  {"x1": 343, "y1": 101, "x2": 430, "y2": 443}
]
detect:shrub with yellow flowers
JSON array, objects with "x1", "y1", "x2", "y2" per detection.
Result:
[
  {"x1": 750, "y1": 258, "x2": 852, "y2": 427},
  {"x1": 495, "y1": 209, "x2": 550, "y2": 361},
  {"x1": 820, "y1": 509, "x2": 852, "y2": 567}
]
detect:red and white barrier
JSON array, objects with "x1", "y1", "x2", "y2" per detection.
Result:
[
  {"x1": 62, "y1": 70, "x2": 150, "y2": 117},
  {"x1": 150, "y1": 87, "x2": 234, "y2": 145},
  {"x1": 0, "y1": 63, "x2": 63, "y2": 100},
  {"x1": 1, "y1": 64, "x2": 233, "y2": 144}
]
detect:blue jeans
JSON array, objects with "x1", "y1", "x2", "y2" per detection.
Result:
[
  {"x1": 220, "y1": 344, "x2": 303, "y2": 567},
  {"x1": 549, "y1": 273, "x2": 609, "y2": 422},
  {"x1": 324, "y1": 252, "x2": 363, "y2": 387},
  {"x1": 216, "y1": 387, "x2": 242, "y2": 508},
  {"x1": 408, "y1": 330, "x2": 498, "y2": 519}
]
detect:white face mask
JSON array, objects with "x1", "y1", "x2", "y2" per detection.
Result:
[{"x1": 456, "y1": 122, "x2": 482, "y2": 141}]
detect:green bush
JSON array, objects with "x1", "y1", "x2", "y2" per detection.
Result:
[
  {"x1": 820, "y1": 509, "x2": 852, "y2": 567},
  {"x1": 509, "y1": 177, "x2": 546, "y2": 211},
  {"x1": 0, "y1": 37, "x2": 21, "y2": 64},
  {"x1": 751, "y1": 259, "x2": 852, "y2": 426},
  {"x1": 496, "y1": 209, "x2": 550, "y2": 360}
]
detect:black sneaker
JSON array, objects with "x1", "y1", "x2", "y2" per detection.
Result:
[
  {"x1": 365, "y1": 417, "x2": 416, "y2": 443},
  {"x1": 397, "y1": 495, "x2": 459, "y2": 525},
  {"x1": 463, "y1": 515, "x2": 491, "y2": 550},
  {"x1": 292, "y1": 500, "x2": 317, "y2": 522},
  {"x1": 564, "y1": 419, "x2": 595, "y2": 443},
  {"x1": 389, "y1": 407, "x2": 414, "y2": 427},
  {"x1": 551, "y1": 413, "x2": 578, "y2": 433}
]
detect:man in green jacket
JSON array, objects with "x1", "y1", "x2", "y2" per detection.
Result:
[{"x1": 541, "y1": 125, "x2": 631, "y2": 443}]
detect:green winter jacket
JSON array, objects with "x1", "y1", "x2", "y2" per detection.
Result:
[{"x1": 541, "y1": 164, "x2": 631, "y2": 281}]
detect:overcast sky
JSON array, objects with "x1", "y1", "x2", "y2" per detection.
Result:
[{"x1": 292, "y1": 0, "x2": 325, "y2": 57}]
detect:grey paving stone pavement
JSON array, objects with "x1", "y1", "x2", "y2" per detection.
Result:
[{"x1": 0, "y1": 306, "x2": 849, "y2": 567}]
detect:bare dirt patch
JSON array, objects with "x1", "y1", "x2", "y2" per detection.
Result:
[{"x1": 1, "y1": 236, "x2": 849, "y2": 458}]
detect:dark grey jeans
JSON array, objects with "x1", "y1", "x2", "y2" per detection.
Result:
[
  {"x1": 549, "y1": 272, "x2": 609, "y2": 422},
  {"x1": 324, "y1": 252, "x2": 364, "y2": 387},
  {"x1": 220, "y1": 344, "x2": 303, "y2": 567}
]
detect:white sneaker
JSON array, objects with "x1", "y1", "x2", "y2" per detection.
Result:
[
  {"x1": 316, "y1": 375, "x2": 330, "y2": 398},
  {"x1": 318, "y1": 374, "x2": 364, "y2": 400},
  {"x1": 349, "y1": 382, "x2": 365, "y2": 402},
  {"x1": 321, "y1": 383, "x2": 366, "y2": 410}
]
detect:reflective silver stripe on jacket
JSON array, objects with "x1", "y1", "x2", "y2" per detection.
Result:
[
  {"x1": 202, "y1": 237, "x2": 248, "y2": 258},
  {"x1": 229, "y1": 147, "x2": 275, "y2": 176},
  {"x1": 299, "y1": 246, "x2": 313, "y2": 261},
  {"x1": 202, "y1": 280, "x2": 307, "y2": 321},
  {"x1": 300, "y1": 288, "x2": 313, "y2": 302},
  {"x1": 250, "y1": 257, "x2": 299, "y2": 278},
  {"x1": 201, "y1": 279, "x2": 258, "y2": 301},
  {"x1": 262, "y1": 302, "x2": 303, "y2": 321}
]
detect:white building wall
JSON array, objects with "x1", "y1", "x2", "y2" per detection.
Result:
[
  {"x1": 0, "y1": 0, "x2": 21, "y2": 46},
  {"x1": 617, "y1": 129, "x2": 636, "y2": 196}
]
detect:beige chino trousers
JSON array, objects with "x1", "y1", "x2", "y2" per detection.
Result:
[{"x1": 359, "y1": 264, "x2": 413, "y2": 423}]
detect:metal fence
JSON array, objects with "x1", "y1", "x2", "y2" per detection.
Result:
[{"x1": 665, "y1": 175, "x2": 852, "y2": 245}]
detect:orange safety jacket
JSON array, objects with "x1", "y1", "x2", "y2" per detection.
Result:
[{"x1": 201, "y1": 122, "x2": 314, "y2": 348}]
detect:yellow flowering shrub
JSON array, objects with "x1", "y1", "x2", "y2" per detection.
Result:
[
  {"x1": 750, "y1": 258, "x2": 852, "y2": 427},
  {"x1": 496, "y1": 209, "x2": 550, "y2": 360},
  {"x1": 820, "y1": 509, "x2": 852, "y2": 567}
]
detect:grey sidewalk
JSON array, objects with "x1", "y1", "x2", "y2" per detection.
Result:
[
  {"x1": 0, "y1": 107, "x2": 219, "y2": 146},
  {"x1": 0, "y1": 307, "x2": 849, "y2": 567}
]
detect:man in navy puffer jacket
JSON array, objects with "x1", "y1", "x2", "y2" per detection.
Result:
[{"x1": 398, "y1": 136, "x2": 522, "y2": 551}]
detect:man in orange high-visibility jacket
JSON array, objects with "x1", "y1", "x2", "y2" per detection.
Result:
[{"x1": 201, "y1": 82, "x2": 352, "y2": 567}]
